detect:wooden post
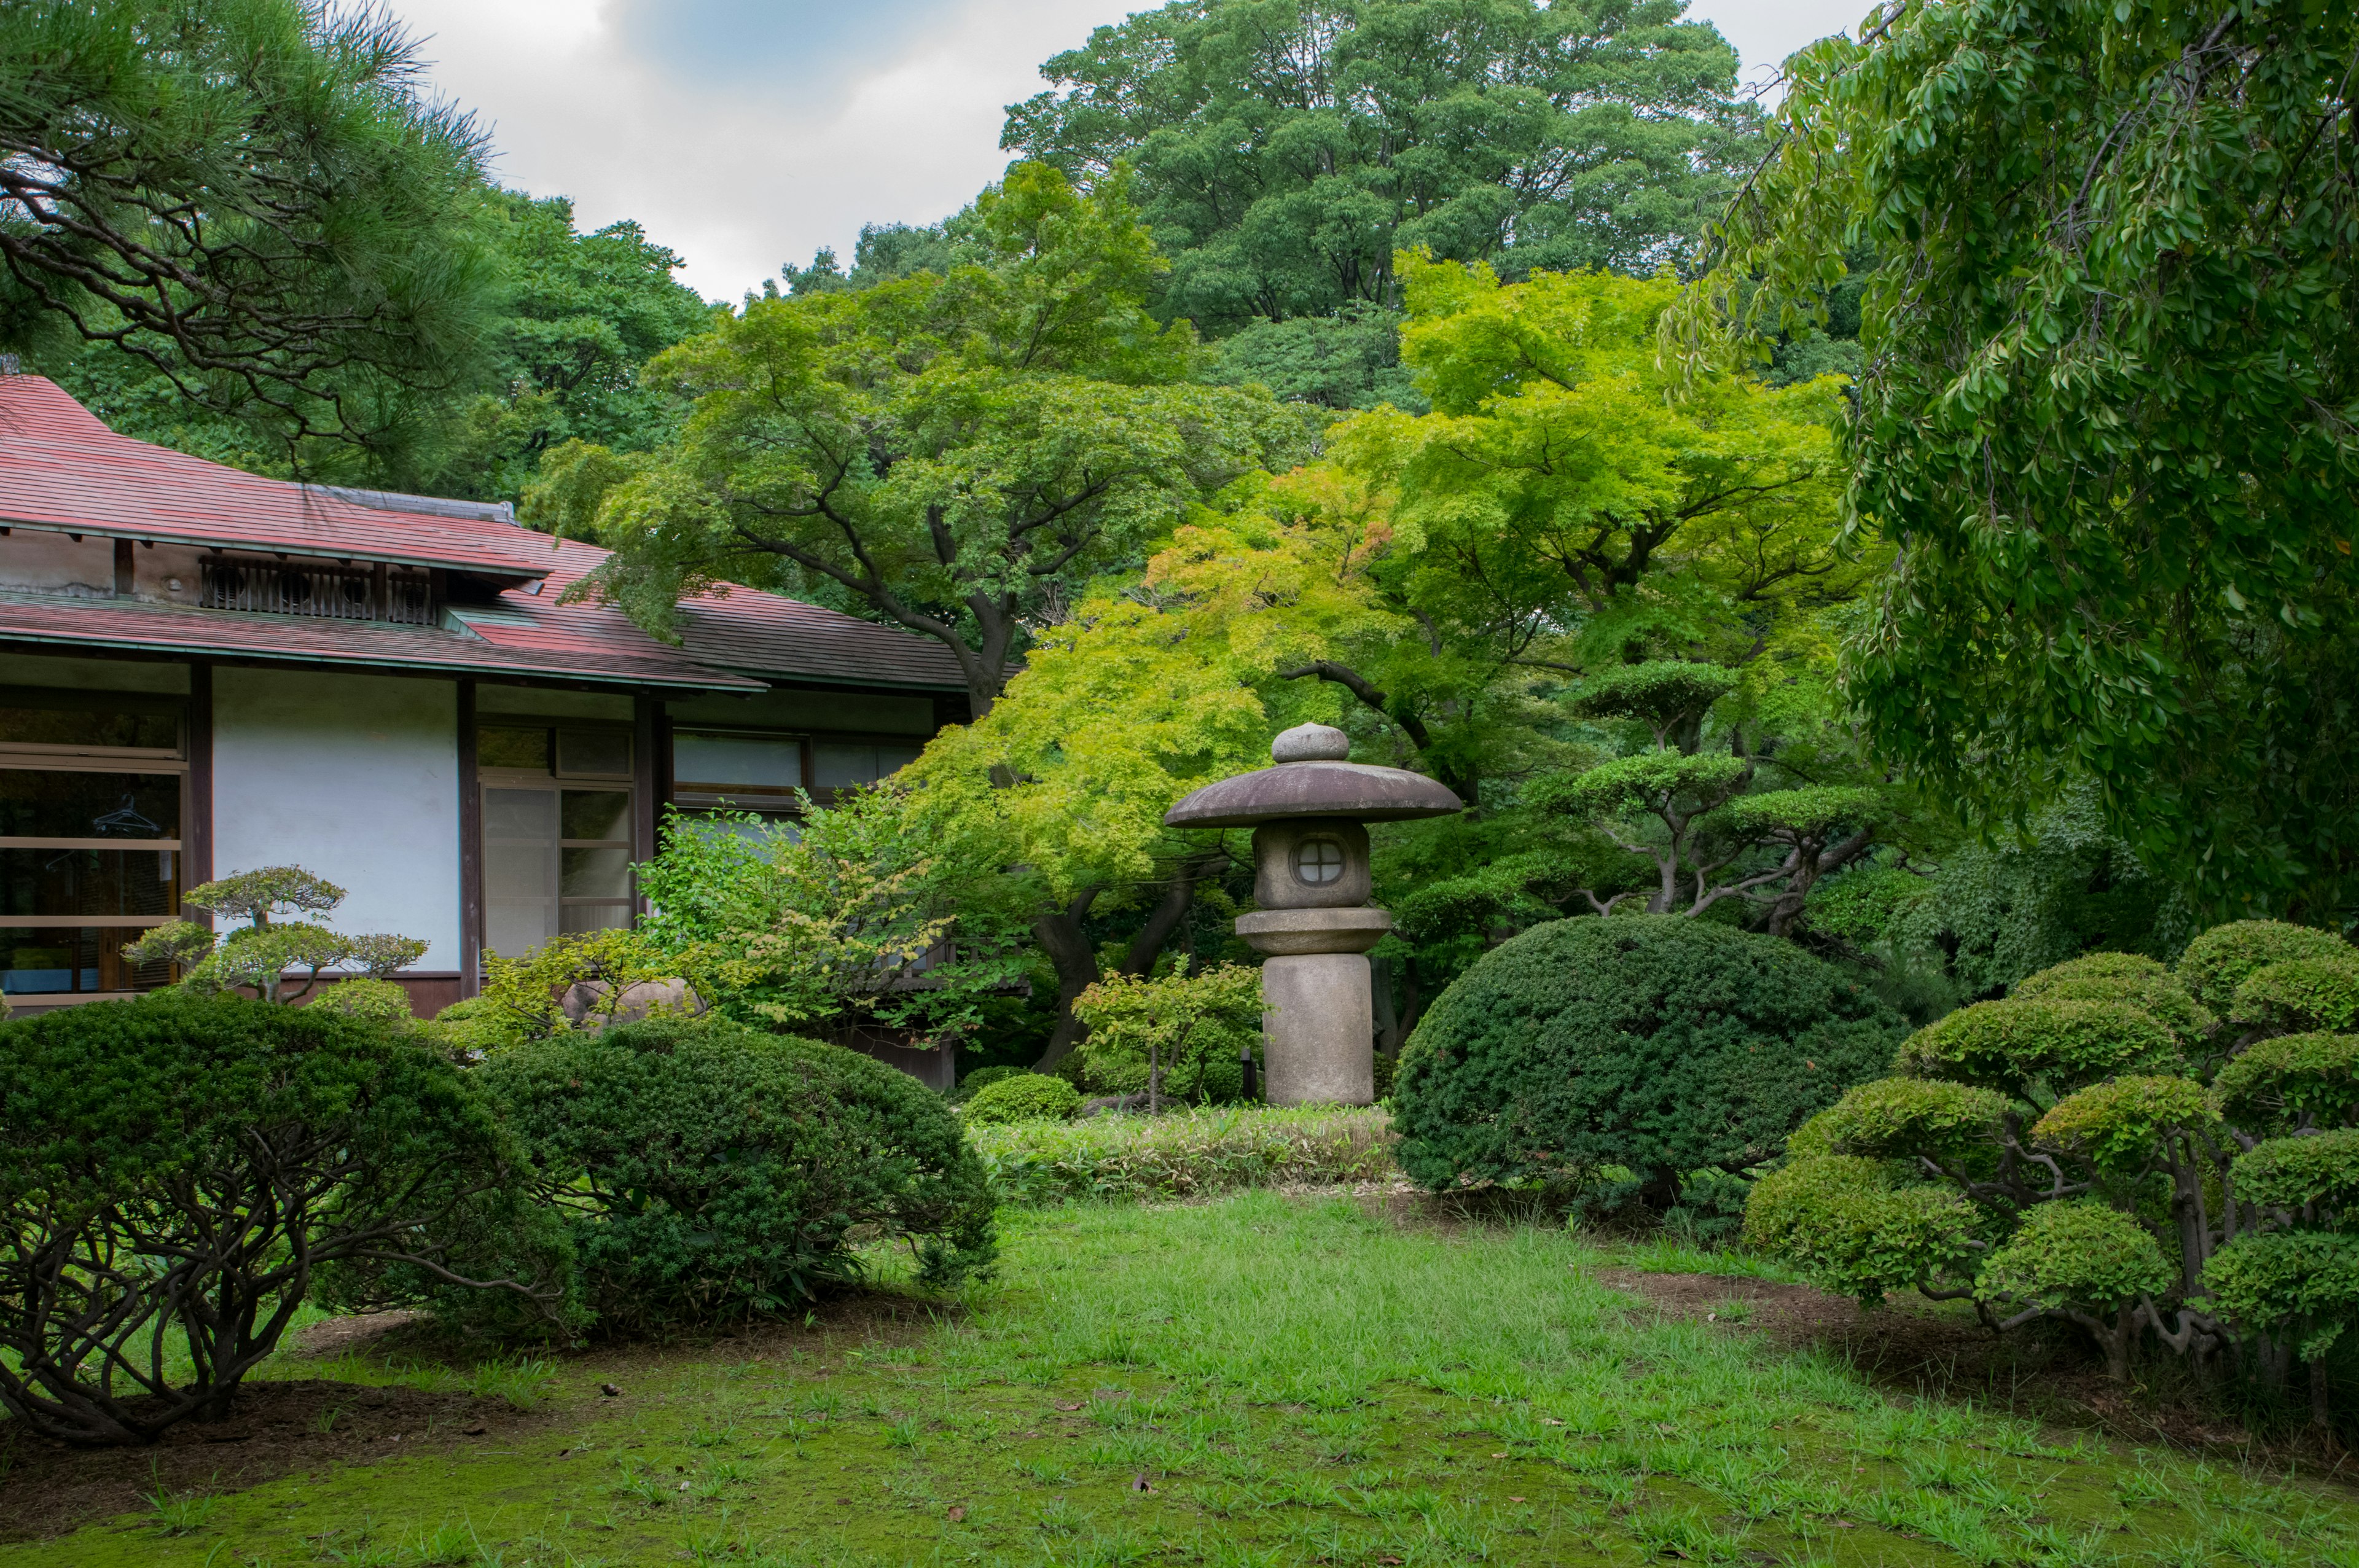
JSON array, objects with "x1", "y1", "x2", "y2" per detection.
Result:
[
  {"x1": 458, "y1": 679, "x2": 482, "y2": 998},
  {"x1": 186, "y1": 661, "x2": 213, "y2": 923}
]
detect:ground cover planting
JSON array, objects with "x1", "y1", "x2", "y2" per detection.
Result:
[{"x1": 7, "y1": 1193, "x2": 2353, "y2": 1567}]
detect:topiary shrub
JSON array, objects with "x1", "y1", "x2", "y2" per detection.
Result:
[
  {"x1": 1747, "y1": 921, "x2": 2359, "y2": 1427},
  {"x1": 1391, "y1": 915, "x2": 1906, "y2": 1203},
  {"x1": 964, "y1": 1072, "x2": 1083, "y2": 1125},
  {"x1": 482, "y1": 1017, "x2": 995, "y2": 1332},
  {"x1": 2176, "y1": 918, "x2": 2352, "y2": 1016},
  {"x1": 308, "y1": 976, "x2": 415, "y2": 1024},
  {"x1": 0, "y1": 994, "x2": 557, "y2": 1446}
]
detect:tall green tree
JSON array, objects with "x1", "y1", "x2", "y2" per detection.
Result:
[
  {"x1": 1, "y1": 0, "x2": 498, "y2": 461},
  {"x1": 426, "y1": 192, "x2": 716, "y2": 501},
  {"x1": 1680, "y1": 0, "x2": 2359, "y2": 922},
  {"x1": 538, "y1": 165, "x2": 1310, "y2": 717},
  {"x1": 1003, "y1": 0, "x2": 1759, "y2": 332}
]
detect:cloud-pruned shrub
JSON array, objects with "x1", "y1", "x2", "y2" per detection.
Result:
[
  {"x1": 1391, "y1": 915, "x2": 1904, "y2": 1204},
  {"x1": 1746, "y1": 921, "x2": 2359, "y2": 1429}
]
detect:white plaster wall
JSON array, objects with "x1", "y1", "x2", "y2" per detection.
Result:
[{"x1": 213, "y1": 669, "x2": 461, "y2": 968}]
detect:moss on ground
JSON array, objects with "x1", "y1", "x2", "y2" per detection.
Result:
[{"x1": 8, "y1": 1193, "x2": 2356, "y2": 1566}]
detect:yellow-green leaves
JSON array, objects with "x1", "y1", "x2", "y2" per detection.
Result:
[
  {"x1": 1791, "y1": 1077, "x2": 2011, "y2": 1162},
  {"x1": 1978, "y1": 1201, "x2": 2173, "y2": 1314},
  {"x1": 2032, "y1": 1076, "x2": 2215, "y2": 1173}
]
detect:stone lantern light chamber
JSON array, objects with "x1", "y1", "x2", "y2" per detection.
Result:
[{"x1": 1163, "y1": 723, "x2": 1461, "y2": 1106}]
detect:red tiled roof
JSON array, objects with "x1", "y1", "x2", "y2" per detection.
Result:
[
  {"x1": 0, "y1": 590, "x2": 765, "y2": 692},
  {"x1": 0, "y1": 376, "x2": 971, "y2": 695},
  {"x1": 477, "y1": 538, "x2": 972, "y2": 692},
  {"x1": 0, "y1": 375, "x2": 548, "y2": 579}
]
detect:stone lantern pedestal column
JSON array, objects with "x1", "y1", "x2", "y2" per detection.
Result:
[{"x1": 1164, "y1": 725, "x2": 1462, "y2": 1107}]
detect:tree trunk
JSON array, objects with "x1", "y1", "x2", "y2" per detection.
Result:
[
  {"x1": 1031, "y1": 887, "x2": 1101, "y2": 1071},
  {"x1": 1120, "y1": 868, "x2": 1199, "y2": 977},
  {"x1": 2314, "y1": 1354, "x2": 2336, "y2": 1441}
]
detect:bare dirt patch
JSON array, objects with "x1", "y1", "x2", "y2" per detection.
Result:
[{"x1": 0, "y1": 1379, "x2": 546, "y2": 1543}]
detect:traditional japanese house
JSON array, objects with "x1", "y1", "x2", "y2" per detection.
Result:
[{"x1": 0, "y1": 370, "x2": 967, "y2": 1079}]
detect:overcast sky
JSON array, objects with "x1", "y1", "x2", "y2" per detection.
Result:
[{"x1": 386, "y1": 0, "x2": 1872, "y2": 302}]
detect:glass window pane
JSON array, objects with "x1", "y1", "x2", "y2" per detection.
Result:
[
  {"x1": 675, "y1": 732, "x2": 801, "y2": 789},
  {"x1": 2, "y1": 930, "x2": 81, "y2": 994},
  {"x1": 479, "y1": 725, "x2": 551, "y2": 771},
  {"x1": 812, "y1": 743, "x2": 878, "y2": 788},
  {"x1": 560, "y1": 903, "x2": 633, "y2": 936},
  {"x1": 484, "y1": 787, "x2": 558, "y2": 841},
  {"x1": 560, "y1": 847, "x2": 633, "y2": 899},
  {"x1": 560, "y1": 790, "x2": 632, "y2": 842},
  {"x1": 0, "y1": 771, "x2": 180, "y2": 840},
  {"x1": 0, "y1": 848, "x2": 177, "y2": 919},
  {"x1": 485, "y1": 841, "x2": 556, "y2": 897},
  {"x1": 487, "y1": 900, "x2": 556, "y2": 958},
  {"x1": 558, "y1": 728, "x2": 630, "y2": 777},
  {"x1": 0, "y1": 927, "x2": 165, "y2": 995},
  {"x1": 0, "y1": 704, "x2": 179, "y2": 751},
  {"x1": 877, "y1": 744, "x2": 920, "y2": 777}
]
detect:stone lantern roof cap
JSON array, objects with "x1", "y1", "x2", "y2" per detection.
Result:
[{"x1": 1164, "y1": 724, "x2": 1463, "y2": 829}]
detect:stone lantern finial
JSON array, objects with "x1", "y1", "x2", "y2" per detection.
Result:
[
  {"x1": 1271, "y1": 722, "x2": 1351, "y2": 763},
  {"x1": 1163, "y1": 725, "x2": 1462, "y2": 1105}
]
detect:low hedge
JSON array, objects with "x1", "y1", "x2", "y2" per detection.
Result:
[{"x1": 970, "y1": 1105, "x2": 1396, "y2": 1204}]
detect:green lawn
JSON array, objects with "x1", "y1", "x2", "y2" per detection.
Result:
[{"x1": 11, "y1": 1193, "x2": 2355, "y2": 1567}]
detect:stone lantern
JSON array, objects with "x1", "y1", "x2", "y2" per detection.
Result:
[{"x1": 1164, "y1": 723, "x2": 1461, "y2": 1105}]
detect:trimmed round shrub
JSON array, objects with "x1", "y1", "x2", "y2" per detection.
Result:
[
  {"x1": 1391, "y1": 915, "x2": 1904, "y2": 1200},
  {"x1": 482, "y1": 1016, "x2": 995, "y2": 1332},
  {"x1": 2212, "y1": 1031, "x2": 2359, "y2": 1130},
  {"x1": 2031, "y1": 1075, "x2": 2216, "y2": 1172},
  {"x1": 2177, "y1": 919, "x2": 2352, "y2": 1015},
  {"x1": 0, "y1": 994, "x2": 543, "y2": 1445},
  {"x1": 1742, "y1": 1154, "x2": 1981, "y2": 1305},
  {"x1": 2232, "y1": 1129, "x2": 2359, "y2": 1214},
  {"x1": 2228, "y1": 957, "x2": 2359, "y2": 1035},
  {"x1": 308, "y1": 976, "x2": 415, "y2": 1024},
  {"x1": 2011, "y1": 953, "x2": 2213, "y2": 1047},
  {"x1": 950, "y1": 1063, "x2": 1029, "y2": 1105},
  {"x1": 1978, "y1": 1199, "x2": 2174, "y2": 1319},
  {"x1": 1791, "y1": 1077, "x2": 2011, "y2": 1162},
  {"x1": 1895, "y1": 996, "x2": 2181, "y2": 1094},
  {"x1": 964, "y1": 1072, "x2": 1083, "y2": 1125}
]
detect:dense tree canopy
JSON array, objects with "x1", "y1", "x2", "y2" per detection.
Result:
[
  {"x1": 540, "y1": 165, "x2": 1309, "y2": 716},
  {"x1": 47, "y1": 187, "x2": 713, "y2": 497},
  {"x1": 1680, "y1": 0, "x2": 2359, "y2": 923},
  {"x1": 1, "y1": 0, "x2": 498, "y2": 460},
  {"x1": 1004, "y1": 0, "x2": 1759, "y2": 331}
]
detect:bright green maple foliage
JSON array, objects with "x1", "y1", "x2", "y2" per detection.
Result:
[
  {"x1": 1681, "y1": 0, "x2": 2359, "y2": 920},
  {"x1": 538, "y1": 166, "x2": 1304, "y2": 716},
  {"x1": 1004, "y1": 0, "x2": 1759, "y2": 330}
]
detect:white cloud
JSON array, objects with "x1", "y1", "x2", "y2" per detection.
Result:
[{"x1": 387, "y1": 0, "x2": 1869, "y2": 302}]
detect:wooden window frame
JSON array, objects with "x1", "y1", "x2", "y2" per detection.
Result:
[{"x1": 0, "y1": 684, "x2": 190, "y2": 1003}]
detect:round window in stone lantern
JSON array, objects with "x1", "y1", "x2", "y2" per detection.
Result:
[{"x1": 1164, "y1": 723, "x2": 1461, "y2": 1105}]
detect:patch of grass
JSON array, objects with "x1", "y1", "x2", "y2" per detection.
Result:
[{"x1": 12, "y1": 1192, "x2": 2358, "y2": 1567}]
